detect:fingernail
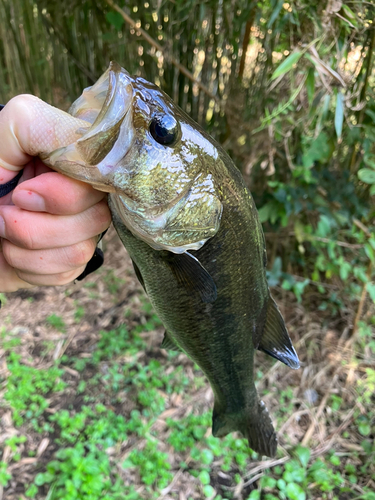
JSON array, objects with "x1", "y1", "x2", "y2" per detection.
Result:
[
  {"x1": 0, "y1": 217, "x2": 5, "y2": 238},
  {"x1": 12, "y1": 190, "x2": 46, "y2": 212}
]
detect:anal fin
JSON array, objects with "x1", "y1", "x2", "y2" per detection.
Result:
[{"x1": 258, "y1": 295, "x2": 300, "y2": 369}]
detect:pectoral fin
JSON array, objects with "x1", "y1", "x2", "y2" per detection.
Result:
[
  {"x1": 257, "y1": 296, "x2": 300, "y2": 369},
  {"x1": 131, "y1": 259, "x2": 146, "y2": 292},
  {"x1": 161, "y1": 331, "x2": 182, "y2": 352},
  {"x1": 166, "y1": 251, "x2": 217, "y2": 304}
]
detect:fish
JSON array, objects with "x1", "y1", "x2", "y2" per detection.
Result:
[{"x1": 42, "y1": 61, "x2": 300, "y2": 458}]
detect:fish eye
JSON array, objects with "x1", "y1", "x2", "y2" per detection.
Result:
[{"x1": 149, "y1": 114, "x2": 179, "y2": 146}]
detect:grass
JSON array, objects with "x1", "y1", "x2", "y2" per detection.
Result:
[
  {"x1": 46, "y1": 314, "x2": 66, "y2": 333},
  {"x1": 2, "y1": 308, "x2": 375, "y2": 500},
  {"x1": 4, "y1": 351, "x2": 66, "y2": 428}
]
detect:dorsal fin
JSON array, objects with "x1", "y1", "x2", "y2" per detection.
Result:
[{"x1": 257, "y1": 296, "x2": 300, "y2": 369}]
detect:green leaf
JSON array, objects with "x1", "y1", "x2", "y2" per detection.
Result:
[
  {"x1": 201, "y1": 449, "x2": 214, "y2": 465},
  {"x1": 294, "y1": 446, "x2": 310, "y2": 468},
  {"x1": 330, "y1": 454, "x2": 341, "y2": 466},
  {"x1": 365, "y1": 109, "x2": 375, "y2": 122},
  {"x1": 365, "y1": 243, "x2": 375, "y2": 263},
  {"x1": 34, "y1": 473, "x2": 53, "y2": 486},
  {"x1": 317, "y1": 214, "x2": 333, "y2": 237},
  {"x1": 261, "y1": 476, "x2": 277, "y2": 489},
  {"x1": 249, "y1": 490, "x2": 261, "y2": 500},
  {"x1": 271, "y1": 51, "x2": 303, "y2": 80},
  {"x1": 358, "y1": 169, "x2": 375, "y2": 184},
  {"x1": 358, "y1": 422, "x2": 371, "y2": 436},
  {"x1": 106, "y1": 12, "x2": 124, "y2": 30},
  {"x1": 341, "y1": 4, "x2": 358, "y2": 25},
  {"x1": 203, "y1": 485, "x2": 215, "y2": 497},
  {"x1": 335, "y1": 92, "x2": 344, "y2": 139},
  {"x1": 258, "y1": 203, "x2": 272, "y2": 223},
  {"x1": 199, "y1": 470, "x2": 211, "y2": 485},
  {"x1": 285, "y1": 482, "x2": 306, "y2": 500},
  {"x1": 306, "y1": 67, "x2": 315, "y2": 106},
  {"x1": 339, "y1": 262, "x2": 351, "y2": 281},
  {"x1": 302, "y1": 132, "x2": 333, "y2": 167},
  {"x1": 277, "y1": 478, "x2": 286, "y2": 490},
  {"x1": 268, "y1": 0, "x2": 284, "y2": 28},
  {"x1": 364, "y1": 154, "x2": 375, "y2": 169},
  {"x1": 367, "y1": 283, "x2": 375, "y2": 303}
]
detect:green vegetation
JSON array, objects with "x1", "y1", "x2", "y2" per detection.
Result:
[
  {"x1": 1, "y1": 313, "x2": 374, "y2": 499},
  {"x1": 248, "y1": 445, "x2": 375, "y2": 500},
  {"x1": 46, "y1": 314, "x2": 66, "y2": 333},
  {"x1": 4, "y1": 351, "x2": 66, "y2": 427},
  {"x1": 0, "y1": 461, "x2": 12, "y2": 487}
]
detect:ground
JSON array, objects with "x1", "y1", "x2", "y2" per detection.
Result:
[{"x1": 0, "y1": 228, "x2": 374, "y2": 500}]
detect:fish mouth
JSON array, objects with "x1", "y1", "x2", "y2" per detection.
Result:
[{"x1": 42, "y1": 61, "x2": 135, "y2": 192}]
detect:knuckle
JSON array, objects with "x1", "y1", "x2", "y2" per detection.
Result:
[
  {"x1": 6, "y1": 94, "x2": 40, "y2": 111},
  {"x1": 19, "y1": 225, "x2": 38, "y2": 250},
  {"x1": 67, "y1": 240, "x2": 96, "y2": 269},
  {"x1": 3, "y1": 211, "x2": 38, "y2": 250},
  {"x1": 92, "y1": 200, "x2": 111, "y2": 228}
]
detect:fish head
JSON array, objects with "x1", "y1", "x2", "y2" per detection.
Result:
[{"x1": 43, "y1": 61, "x2": 223, "y2": 253}]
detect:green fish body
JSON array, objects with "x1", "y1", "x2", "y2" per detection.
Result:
[{"x1": 43, "y1": 62, "x2": 299, "y2": 457}]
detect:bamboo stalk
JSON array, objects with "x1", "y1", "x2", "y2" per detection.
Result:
[
  {"x1": 349, "y1": 28, "x2": 375, "y2": 174},
  {"x1": 104, "y1": 0, "x2": 219, "y2": 104},
  {"x1": 352, "y1": 261, "x2": 372, "y2": 339},
  {"x1": 238, "y1": 6, "x2": 256, "y2": 81}
]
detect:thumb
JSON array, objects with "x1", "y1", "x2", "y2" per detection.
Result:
[{"x1": 0, "y1": 95, "x2": 90, "y2": 175}]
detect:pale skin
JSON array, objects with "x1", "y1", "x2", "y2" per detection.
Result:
[{"x1": 0, "y1": 95, "x2": 112, "y2": 292}]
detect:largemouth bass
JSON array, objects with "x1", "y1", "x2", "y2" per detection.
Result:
[{"x1": 43, "y1": 62, "x2": 299, "y2": 458}]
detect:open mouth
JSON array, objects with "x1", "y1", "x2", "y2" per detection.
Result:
[{"x1": 42, "y1": 62, "x2": 135, "y2": 192}]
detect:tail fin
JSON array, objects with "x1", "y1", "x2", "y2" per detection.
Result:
[{"x1": 212, "y1": 400, "x2": 277, "y2": 458}]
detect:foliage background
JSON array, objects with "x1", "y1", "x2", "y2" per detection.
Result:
[
  {"x1": 1, "y1": 0, "x2": 374, "y2": 311},
  {"x1": 0, "y1": 0, "x2": 374, "y2": 499}
]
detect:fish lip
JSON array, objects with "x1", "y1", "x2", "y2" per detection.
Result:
[
  {"x1": 76, "y1": 63, "x2": 134, "y2": 154},
  {"x1": 43, "y1": 61, "x2": 136, "y2": 190}
]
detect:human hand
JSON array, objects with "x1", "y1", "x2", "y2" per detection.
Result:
[{"x1": 0, "y1": 95, "x2": 112, "y2": 293}]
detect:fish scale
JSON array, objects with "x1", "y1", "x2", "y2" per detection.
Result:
[{"x1": 43, "y1": 61, "x2": 300, "y2": 457}]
